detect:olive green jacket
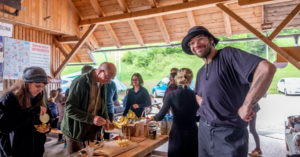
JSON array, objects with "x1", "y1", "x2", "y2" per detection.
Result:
[{"x1": 61, "y1": 70, "x2": 108, "y2": 142}]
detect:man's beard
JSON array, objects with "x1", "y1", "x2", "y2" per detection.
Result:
[{"x1": 194, "y1": 42, "x2": 212, "y2": 58}]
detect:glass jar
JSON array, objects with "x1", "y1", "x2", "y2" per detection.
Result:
[{"x1": 148, "y1": 123, "x2": 157, "y2": 140}]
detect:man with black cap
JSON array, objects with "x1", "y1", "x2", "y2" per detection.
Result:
[{"x1": 182, "y1": 26, "x2": 276, "y2": 157}]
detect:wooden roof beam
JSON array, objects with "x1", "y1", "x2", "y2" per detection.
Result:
[
  {"x1": 54, "y1": 24, "x2": 98, "y2": 77},
  {"x1": 80, "y1": 0, "x2": 229, "y2": 26},
  {"x1": 222, "y1": 5, "x2": 232, "y2": 37},
  {"x1": 128, "y1": 20, "x2": 145, "y2": 46},
  {"x1": 268, "y1": 3, "x2": 300, "y2": 40},
  {"x1": 186, "y1": 11, "x2": 196, "y2": 28},
  {"x1": 57, "y1": 36, "x2": 79, "y2": 44},
  {"x1": 67, "y1": 0, "x2": 84, "y2": 20},
  {"x1": 89, "y1": 0, "x2": 121, "y2": 48},
  {"x1": 53, "y1": 38, "x2": 68, "y2": 57},
  {"x1": 104, "y1": 24, "x2": 122, "y2": 48},
  {"x1": 117, "y1": 0, "x2": 130, "y2": 13},
  {"x1": 217, "y1": 3, "x2": 300, "y2": 70},
  {"x1": 117, "y1": 0, "x2": 145, "y2": 46},
  {"x1": 238, "y1": 0, "x2": 272, "y2": 6},
  {"x1": 89, "y1": 0, "x2": 105, "y2": 17},
  {"x1": 148, "y1": 0, "x2": 159, "y2": 8},
  {"x1": 155, "y1": 16, "x2": 171, "y2": 44}
]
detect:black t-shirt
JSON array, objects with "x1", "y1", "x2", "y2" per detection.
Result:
[{"x1": 195, "y1": 47, "x2": 263, "y2": 128}]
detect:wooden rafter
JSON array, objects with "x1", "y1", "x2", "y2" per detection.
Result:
[
  {"x1": 217, "y1": 3, "x2": 300, "y2": 70},
  {"x1": 128, "y1": 20, "x2": 145, "y2": 46},
  {"x1": 89, "y1": 0, "x2": 105, "y2": 17},
  {"x1": 268, "y1": 3, "x2": 300, "y2": 40},
  {"x1": 53, "y1": 38, "x2": 68, "y2": 57},
  {"x1": 62, "y1": 44, "x2": 81, "y2": 62},
  {"x1": 222, "y1": 5, "x2": 232, "y2": 37},
  {"x1": 155, "y1": 16, "x2": 171, "y2": 44},
  {"x1": 68, "y1": 0, "x2": 84, "y2": 19},
  {"x1": 80, "y1": 0, "x2": 229, "y2": 26},
  {"x1": 104, "y1": 24, "x2": 121, "y2": 48},
  {"x1": 117, "y1": 0, "x2": 145, "y2": 46},
  {"x1": 54, "y1": 24, "x2": 98, "y2": 77},
  {"x1": 186, "y1": 11, "x2": 196, "y2": 27},
  {"x1": 89, "y1": 0, "x2": 121, "y2": 48},
  {"x1": 117, "y1": 0, "x2": 130, "y2": 13},
  {"x1": 57, "y1": 36, "x2": 79, "y2": 44},
  {"x1": 238, "y1": 0, "x2": 272, "y2": 6},
  {"x1": 148, "y1": 0, "x2": 158, "y2": 8}
]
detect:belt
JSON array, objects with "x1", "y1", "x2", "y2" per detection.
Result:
[{"x1": 200, "y1": 118, "x2": 233, "y2": 128}]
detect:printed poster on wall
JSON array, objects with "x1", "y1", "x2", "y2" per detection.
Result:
[
  {"x1": 30, "y1": 43, "x2": 51, "y2": 75},
  {"x1": 3, "y1": 37, "x2": 30, "y2": 79},
  {"x1": 0, "y1": 36, "x2": 3, "y2": 91},
  {"x1": 3, "y1": 37, "x2": 50, "y2": 80}
]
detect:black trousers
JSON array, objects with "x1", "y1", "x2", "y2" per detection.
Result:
[{"x1": 198, "y1": 119, "x2": 248, "y2": 157}]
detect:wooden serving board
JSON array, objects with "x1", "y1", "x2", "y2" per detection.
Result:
[{"x1": 94, "y1": 141, "x2": 138, "y2": 157}]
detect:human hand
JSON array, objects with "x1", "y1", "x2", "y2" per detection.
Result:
[
  {"x1": 40, "y1": 106, "x2": 47, "y2": 115},
  {"x1": 93, "y1": 116, "x2": 107, "y2": 126},
  {"x1": 132, "y1": 104, "x2": 139, "y2": 109},
  {"x1": 34, "y1": 123, "x2": 50, "y2": 133},
  {"x1": 238, "y1": 105, "x2": 255, "y2": 122},
  {"x1": 104, "y1": 119, "x2": 114, "y2": 130}
]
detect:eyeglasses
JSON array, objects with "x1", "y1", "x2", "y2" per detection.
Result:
[
  {"x1": 131, "y1": 79, "x2": 138, "y2": 81},
  {"x1": 188, "y1": 36, "x2": 208, "y2": 47}
]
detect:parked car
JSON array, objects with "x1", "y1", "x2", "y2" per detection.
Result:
[
  {"x1": 277, "y1": 77, "x2": 300, "y2": 96},
  {"x1": 152, "y1": 77, "x2": 194, "y2": 98}
]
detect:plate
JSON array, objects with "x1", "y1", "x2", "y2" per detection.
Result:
[{"x1": 39, "y1": 113, "x2": 50, "y2": 123}]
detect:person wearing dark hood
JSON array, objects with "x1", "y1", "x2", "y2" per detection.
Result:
[
  {"x1": 181, "y1": 26, "x2": 276, "y2": 157},
  {"x1": 0, "y1": 66, "x2": 50, "y2": 157}
]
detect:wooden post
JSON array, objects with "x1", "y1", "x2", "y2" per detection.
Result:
[{"x1": 217, "y1": 3, "x2": 300, "y2": 70}]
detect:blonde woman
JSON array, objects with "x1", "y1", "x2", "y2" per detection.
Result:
[{"x1": 150, "y1": 68, "x2": 199, "y2": 157}]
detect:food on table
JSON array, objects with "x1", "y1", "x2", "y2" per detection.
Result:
[{"x1": 116, "y1": 139, "x2": 130, "y2": 147}]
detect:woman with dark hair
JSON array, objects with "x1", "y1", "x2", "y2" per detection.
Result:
[
  {"x1": 148, "y1": 68, "x2": 199, "y2": 157},
  {"x1": 0, "y1": 66, "x2": 50, "y2": 157},
  {"x1": 122, "y1": 73, "x2": 151, "y2": 118}
]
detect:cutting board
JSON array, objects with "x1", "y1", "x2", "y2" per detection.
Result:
[{"x1": 94, "y1": 141, "x2": 138, "y2": 157}]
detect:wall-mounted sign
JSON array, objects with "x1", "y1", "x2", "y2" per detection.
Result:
[{"x1": 0, "y1": 22, "x2": 13, "y2": 37}]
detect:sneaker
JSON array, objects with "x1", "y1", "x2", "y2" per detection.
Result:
[{"x1": 248, "y1": 149, "x2": 262, "y2": 157}]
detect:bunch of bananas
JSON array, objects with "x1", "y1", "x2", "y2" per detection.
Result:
[
  {"x1": 113, "y1": 116, "x2": 128, "y2": 128},
  {"x1": 127, "y1": 110, "x2": 137, "y2": 119},
  {"x1": 116, "y1": 139, "x2": 130, "y2": 147},
  {"x1": 113, "y1": 110, "x2": 138, "y2": 128}
]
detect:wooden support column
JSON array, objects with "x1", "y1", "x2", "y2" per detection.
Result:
[
  {"x1": 268, "y1": 3, "x2": 300, "y2": 40},
  {"x1": 53, "y1": 24, "x2": 98, "y2": 77},
  {"x1": 217, "y1": 3, "x2": 300, "y2": 70}
]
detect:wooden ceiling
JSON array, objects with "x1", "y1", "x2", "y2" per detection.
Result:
[{"x1": 67, "y1": 0, "x2": 300, "y2": 50}]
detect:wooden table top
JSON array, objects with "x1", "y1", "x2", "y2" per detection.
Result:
[{"x1": 116, "y1": 135, "x2": 168, "y2": 157}]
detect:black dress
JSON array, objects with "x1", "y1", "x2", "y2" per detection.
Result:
[
  {"x1": 154, "y1": 86, "x2": 199, "y2": 157},
  {"x1": 0, "y1": 92, "x2": 46, "y2": 157}
]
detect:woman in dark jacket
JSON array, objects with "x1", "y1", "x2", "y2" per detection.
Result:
[
  {"x1": 150, "y1": 68, "x2": 199, "y2": 157},
  {"x1": 0, "y1": 66, "x2": 49, "y2": 157},
  {"x1": 122, "y1": 73, "x2": 151, "y2": 118}
]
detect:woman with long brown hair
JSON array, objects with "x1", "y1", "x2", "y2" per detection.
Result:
[{"x1": 0, "y1": 66, "x2": 49, "y2": 157}]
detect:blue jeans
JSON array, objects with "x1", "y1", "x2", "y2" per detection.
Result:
[{"x1": 198, "y1": 119, "x2": 248, "y2": 157}]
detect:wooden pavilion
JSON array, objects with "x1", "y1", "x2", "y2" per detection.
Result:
[{"x1": 0, "y1": 0, "x2": 299, "y2": 93}]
